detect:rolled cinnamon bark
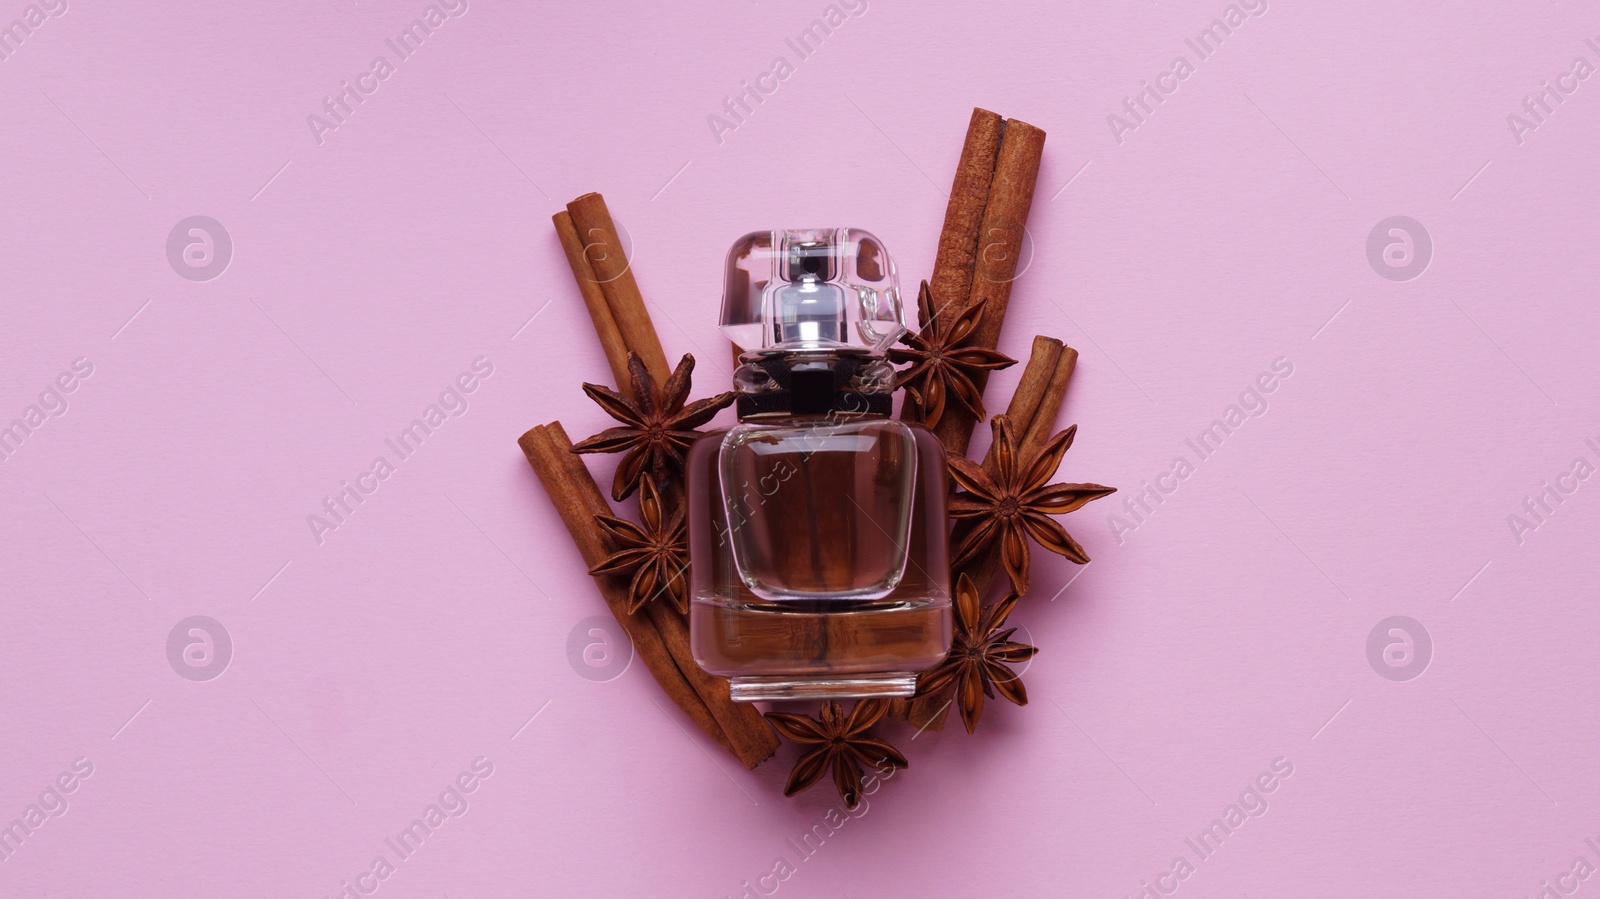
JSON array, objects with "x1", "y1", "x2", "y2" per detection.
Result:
[
  {"x1": 519, "y1": 422, "x2": 777, "y2": 768},
  {"x1": 992, "y1": 336, "x2": 1064, "y2": 452},
  {"x1": 554, "y1": 210, "x2": 632, "y2": 391},
  {"x1": 639, "y1": 598, "x2": 780, "y2": 768},
  {"x1": 1020, "y1": 346, "x2": 1077, "y2": 459},
  {"x1": 537, "y1": 192, "x2": 782, "y2": 765},
  {"x1": 928, "y1": 108, "x2": 1003, "y2": 326},
  {"x1": 565, "y1": 193, "x2": 672, "y2": 387},
  {"x1": 930, "y1": 117, "x2": 1046, "y2": 454},
  {"x1": 996, "y1": 337, "x2": 1077, "y2": 464},
  {"x1": 966, "y1": 122, "x2": 1046, "y2": 352}
]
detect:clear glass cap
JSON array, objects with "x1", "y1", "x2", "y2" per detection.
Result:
[{"x1": 720, "y1": 228, "x2": 904, "y2": 354}]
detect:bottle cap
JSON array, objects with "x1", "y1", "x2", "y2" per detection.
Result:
[{"x1": 719, "y1": 228, "x2": 904, "y2": 355}]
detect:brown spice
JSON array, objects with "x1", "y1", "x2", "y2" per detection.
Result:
[
  {"x1": 993, "y1": 336, "x2": 1078, "y2": 462},
  {"x1": 518, "y1": 422, "x2": 778, "y2": 769},
  {"x1": 553, "y1": 210, "x2": 632, "y2": 392},
  {"x1": 888, "y1": 281, "x2": 1016, "y2": 429},
  {"x1": 570, "y1": 352, "x2": 734, "y2": 502},
  {"x1": 915, "y1": 573, "x2": 1038, "y2": 734},
  {"x1": 928, "y1": 109, "x2": 1003, "y2": 326},
  {"x1": 765, "y1": 699, "x2": 907, "y2": 809},
  {"x1": 589, "y1": 478, "x2": 689, "y2": 615},
  {"x1": 949, "y1": 414, "x2": 1114, "y2": 597},
  {"x1": 927, "y1": 112, "x2": 1047, "y2": 455},
  {"x1": 563, "y1": 192, "x2": 672, "y2": 387},
  {"x1": 963, "y1": 121, "x2": 1046, "y2": 366}
]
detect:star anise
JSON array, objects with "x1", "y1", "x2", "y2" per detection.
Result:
[
  {"x1": 948, "y1": 414, "x2": 1116, "y2": 596},
  {"x1": 887, "y1": 281, "x2": 1016, "y2": 428},
  {"x1": 764, "y1": 699, "x2": 908, "y2": 809},
  {"x1": 917, "y1": 572, "x2": 1038, "y2": 734},
  {"x1": 572, "y1": 352, "x2": 735, "y2": 501},
  {"x1": 589, "y1": 478, "x2": 688, "y2": 614}
]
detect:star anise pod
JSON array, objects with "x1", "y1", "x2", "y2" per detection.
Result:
[
  {"x1": 887, "y1": 281, "x2": 1015, "y2": 428},
  {"x1": 917, "y1": 572, "x2": 1038, "y2": 734},
  {"x1": 948, "y1": 414, "x2": 1115, "y2": 596},
  {"x1": 589, "y1": 478, "x2": 688, "y2": 614},
  {"x1": 572, "y1": 352, "x2": 735, "y2": 501},
  {"x1": 764, "y1": 699, "x2": 908, "y2": 809}
]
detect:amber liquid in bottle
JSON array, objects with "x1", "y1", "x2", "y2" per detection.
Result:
[{"x1": 688, "y1": 415, "x2": 952, "y2": 701}]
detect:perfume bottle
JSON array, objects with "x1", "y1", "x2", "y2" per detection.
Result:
[{"x1": 688, "y1": 228, "x2": 952, "y2": 702}]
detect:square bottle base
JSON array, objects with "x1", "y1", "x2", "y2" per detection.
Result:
[{"x1": 727, "y1": 673, "x2": 919, "y2": 703}]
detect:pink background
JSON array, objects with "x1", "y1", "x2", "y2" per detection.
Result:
[{"x1": 4, "y1": 0, "x2": 1599, "y2": 896}]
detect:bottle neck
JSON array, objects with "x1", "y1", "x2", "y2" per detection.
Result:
[{"x1": 734, "y1": 351, "x2": 894, "y2": 420}]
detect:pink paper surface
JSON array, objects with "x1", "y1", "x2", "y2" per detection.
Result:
[{"x1": 4, "y1": 1, "x2": 1598, "y2": 896}]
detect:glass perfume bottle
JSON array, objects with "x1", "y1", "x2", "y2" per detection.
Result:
[{"x1": 688, "y1": 228, "x2": 952, "y2": 702}]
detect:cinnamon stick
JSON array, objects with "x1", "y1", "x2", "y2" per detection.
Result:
[
  {"x1": 929, "y1": 108, "x2": 1003, "y2": 325},
  {"x1": 554, "y1": 210, "x2": 632, "y2": 391},
  {"x1": 966, "y1": 121, "x2": 1046, "y2": 361},
  {"x1": 992, "y1": 337, "x2": 1077, "y2": 465},
  {"x1": 565, "y1": 193, "x2": 671, "y2": 387},
  {"x1": 990, "y1": 336, "x2": 1063, "y2": 457},
  {"x1": 539, "y1": 191, "x2": 783, "y2": 764},
  {"x1": 1015, "y1": 343, "x2": 1078, "y2": 463},
  {"x1": 928, "y1": 113, "x2": 1046, "y2": 455},
  {"x1": 964, "y1": 338, "x2": 1079, "y2": 596},
  {"x1": 519, "y1": 422, "x2": 777, "y2": 768},
  {"x1": 639, "y1": 591, "x2": 780, "y2": 768}
]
